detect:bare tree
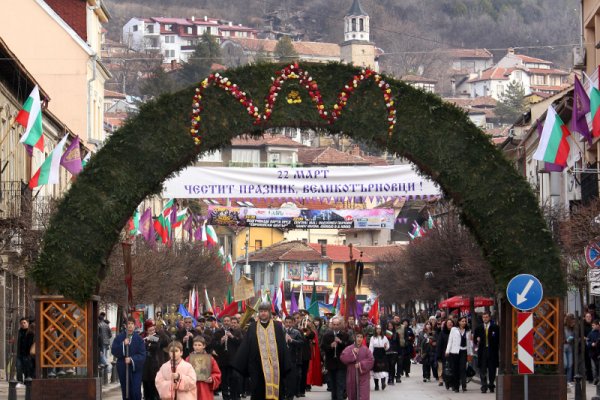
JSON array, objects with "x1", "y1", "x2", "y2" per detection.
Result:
[
  {"x1": 100, "y1": 239, "x2": 230, "y2": 307},
  {"x1": 372, "y1": 203, "x2": 495, "y2": 310}
]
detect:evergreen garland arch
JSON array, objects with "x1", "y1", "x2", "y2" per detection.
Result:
[{"x1": 31, "y1": 62, "x2": 565, "y2": 303}]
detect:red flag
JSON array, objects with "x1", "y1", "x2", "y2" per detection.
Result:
[
  {"x1": 280, "y1": 280, "x2": 288, "y2": 317},
  {"x1": 218, "y1": 301, "x2": 239, "y2": 318},
  {"x1": 340, "y1": 294, "x2": 346, "y2": 318},
  {"x1": 368, "y1": 297, "x2": 380, "y2": 325},
  {"x1": 332, "y1": 284, "x2": 340, "y2": 308},
  {"x1": 306, "y1": 327, "x2": 323, "y2": 386}
]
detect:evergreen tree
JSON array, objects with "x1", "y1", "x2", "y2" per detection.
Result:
[
  {"x1": 496, "y1": 80, "x2": 526, "y2": 123},
  {"x1": 180, "y1": 32, "x2": 221, "y2": 85},
  {"x1": 274, "y1": 36, "x2": 298, "y2": 62}
]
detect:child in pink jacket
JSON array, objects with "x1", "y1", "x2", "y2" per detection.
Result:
[{"x1": 155, "y1": 341, "x2": 197, "y2": 400}]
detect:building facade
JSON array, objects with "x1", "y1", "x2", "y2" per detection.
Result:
[
  {"x1": 0, "y1": 0, "x2": 110, "y2": 149},
  {"x1": 122, "y1": 16, "x2": 258, "y2": 64}
]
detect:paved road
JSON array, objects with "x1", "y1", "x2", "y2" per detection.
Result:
[{"x1": 100, "y1": 364, "x2": 588, "y2": 400}]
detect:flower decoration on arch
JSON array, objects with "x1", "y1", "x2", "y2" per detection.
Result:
[{"x1": 190, "y1": 62, "x2": 397, "y2": 145}]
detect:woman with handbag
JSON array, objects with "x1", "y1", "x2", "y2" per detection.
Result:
[
  {"x1": 445, "y1": 316, "x2": 473, "y2": 393},
  {"x1": 385, "y1": 321, "x2": 399, "y2": 386},
  {"x1": 369, "y1": 326, "x2": 389, "y2": 391}
]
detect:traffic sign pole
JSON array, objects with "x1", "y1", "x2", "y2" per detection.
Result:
[{"x1": 518, "y1": 312, "x2": 534, "y2": 400}]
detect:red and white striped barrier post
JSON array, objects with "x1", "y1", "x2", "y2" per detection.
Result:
[{"x1": 517, "y1": 312, "x2": 534, "y2": 399}]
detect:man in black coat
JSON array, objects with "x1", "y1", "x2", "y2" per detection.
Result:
[
  {"x1": 16, "y1": 317, "x2": 34, "y2": 384},
  {"x1": 233, "y1": 302, "x2": 291, "y2": 400},
  {"x1": 473, "y1": 311, "x2": 500, "y2": 393},
  {"x1": 214, "y1": 315, "x2": 243, "y2": 400},
  {"x1": 284, "y1": 316, "x2": 305, "y2": 399},
  {"x1": 321, "y1": 317, "x2": 352, "y2": 400},
  {"x1": 176, "y1": 316, "x2": 198, "y2": 359}
]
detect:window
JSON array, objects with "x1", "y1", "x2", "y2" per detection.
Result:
[
  {"x1": 269, "y1": 153, "x2": 280, "y2": 165},
  {"x1": 496, "y1": 84, "x2": 504, "y2": 96},
  {"x1": 198, "y1": 150, "x2": 222, "y2": 162},
  {"x1": 164, "y1": 49, "x2": 175, "y2": 58},
  {"x1": 132, "y1": 25, "x2": 138, "y2": 32},
  {"x1": 514, "y1": 71, "x2": 522, "y2": 80},
  {"x1": 362, "y1": 269, "x2": 374, "y2": 287},
  {"x1": 334, "y1": 268, "x2": 343, "y2": 285},
  {"x1": 318, "y1": 239, "x2": 327, "y2": 245},
  {"x1": 268, "y1": 263, "x2": 275, "y2": 285},
  {"x1": 359, "y1": 18, "x2": 364, "y2": 32},
  {"x1": 255, "y1": 240, "x2": 263, "y2": 250},
  {"x1": 146, "y1": 25, "x2": 154, "y2": 34},
  {"x1": 231, "y1": 149, "x2": 260, "y2": 166},
  {"x1": 260, "y1": 266, "x2": 266, "y2": 286},
  {"x1": 165, "y1": 24, "x2": 173, "y2": 31},
  {"x1": 165, "y1": 35, "x2": 175, "y2": 43},
  {"x1": 352, "y1": 18, "x2": 357, "y2": 32},
  {"x1": 206, "y1": 27, "x2": 212, "y2": 35},
  {"x1": 186, "y1": 26, "x2": 194, "y2": 34}
]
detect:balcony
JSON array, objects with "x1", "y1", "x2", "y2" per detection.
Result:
[
  {"x1": 228, "y1": 161, "x2": 303, "y2": 168},
  {"x1": 0, "y1": 181, "x2": 29, "y2": 220}
]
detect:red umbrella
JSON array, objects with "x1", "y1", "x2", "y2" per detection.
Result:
[{"x1": 438, "y1": 295, "x2": 494, "y2": 309}]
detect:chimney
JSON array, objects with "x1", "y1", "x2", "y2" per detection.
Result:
[
  {"x1": 229, "y1": 21, "x2": 233, "y2": 26},
  {"x1": 507, "y1": 47, "x2": 515, "y2": 55},
  {"x1": 191, "y1": 16, "x2": 195, "y2": 22},
  {"x1": 204, "y1": 16, "x2": 208, "y2": 22},
  {"x1": 170, "y1": 59, "x2": 176, "y2": 70},
  {"x1": 321, "y1": 243, "x2": 327, "y2": 257},
  {"x1": 302, "y1": 238, "x2": 308, "y2": 244},
  {"x1": 351, "y1": 145, "x2": 361, "y2": 156},
  {"x1": 450, "y1": 78, "x2": 456, "y2": 97}
]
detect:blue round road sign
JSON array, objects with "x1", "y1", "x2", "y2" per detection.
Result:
[{"x1": 506, "y1": 274, "x2": 543, "y2": 311}]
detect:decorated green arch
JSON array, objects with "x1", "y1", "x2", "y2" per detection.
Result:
[{"x1": 31, "y1": 62, "x2": 565, "y2": 303}]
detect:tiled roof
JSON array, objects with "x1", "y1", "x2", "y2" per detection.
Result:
[
  {"x1": 104, "y1": 89, "x2": 126, "y2": 99},
  {"x1": 527, "y1": 68, "x2": 569, "y2": 76},
  {"x1": 445, "y1": 96, "x2": 497, "y2": 108},
  {"x1": 446, "y1": 48, "x2": 493, "y2": 59},
  {"x1": 467, "y1": 67, "x2": 516, "y2": 83},
  {"x1": 361, "y1": 154, "x2": 389, "y2": 166},
  {"x1": 308, "y1": 244, "x2": 374, "y2": 262},
  {"x1": 298, "y1": 147, "x2": 372, "y2": 165},
  {"x1": 402, "y1": 74, "x2": 438, "y2": 83},
  {"x1": 514, "y1": 54, "x2": 552, "y2": 64},
  {"x1": 152, "y1": 17, "x2": 193, "y2": 26},
  {"x1": 219, "y1": 25, "x2": 257, "y2": 32},
  {"x1": 225, "y1": 38, "x2": 340, "y2": 58},
  {"x1": 230, "y1": 134, "x2": 303, "y2": 148},
  {"x1": 104, "y1": 112, "x2": 129, "y2": 129},
  {"x1": 246, "y1": 240, "x2": 327, "y2": 262}
]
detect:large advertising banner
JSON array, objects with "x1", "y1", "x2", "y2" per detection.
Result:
[
  {"x1": 208, "y1": 205, "x2": 396, "y2": 229},
  {"x1": 163, "y1": 165, "x2": 440, "y2": 199}
]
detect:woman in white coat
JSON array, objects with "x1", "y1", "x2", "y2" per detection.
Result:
[
  {"x1": 369, "y1": 326, "x2": 390, "y2": 391},
  {"x1": 444, "y1": 316, "x2": 473, "y2": 393}
]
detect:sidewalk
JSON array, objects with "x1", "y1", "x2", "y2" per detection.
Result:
[{"x1": 0, "y1": 378, "x2": 121, "y2": 398}]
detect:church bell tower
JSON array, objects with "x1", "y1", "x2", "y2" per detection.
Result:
[{"x1": 340, "y1": 0, "x2": 378, "y2": 71}]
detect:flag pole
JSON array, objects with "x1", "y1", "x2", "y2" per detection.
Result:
[{"x1": 0, "y1": 120, "x2": 17, "y2": 149}]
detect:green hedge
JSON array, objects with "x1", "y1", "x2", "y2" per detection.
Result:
[{"x1": 31, "y1": 62, "x2": 565, "y2": 303}]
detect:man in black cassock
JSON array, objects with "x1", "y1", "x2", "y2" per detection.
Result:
[
  {"x1": 111, "y1": 317, "x2": 146, "y2": 400},
  {"x1": 233, "y1": 302, "x2": 291, "y2": 400}
]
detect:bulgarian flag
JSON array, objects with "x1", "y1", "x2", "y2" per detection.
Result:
[
  {"x1": 532, "y1": 106, "x2": 571, "y2": 167},
  {"x1": 591, "y1": 85, "x2": 600, "y2": 138},
  {"x1": 16, "y1": 86, "x2": 43, "y2": 148},
  {"x1": 162, "y1": 199, "x2": 174, "y2": 217},
  {"x1": 204, "y1": 287, "x2": 213, "y2": 314},
  {"x1": 171, "y1": 208, "x2": 188, "y2": 229},
  {"x1": 154, "y1": 215, "x2": 170, "y2": 244},
  {"x1": 206, "y1": 224, "x2": 218, "y2": 246},
  {"x1": 332, "y1": 284, "x2": 341, "y2": 309},
  {"x1": 128, "y1": 209, "x2": 140, "y2": 236},
  {"x1": 217, "y1": 246, "x2": 226, "y2": 265},
  {"x1": 29, "y1": 134, "x2": 69, "y2": 189},
  {"x1": 225, "y1": 254, "x2": 233, "y2": 274},
  {"x1": 81, "y1": 152, "x2": 91, "y2": 168}
]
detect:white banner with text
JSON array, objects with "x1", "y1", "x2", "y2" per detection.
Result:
[{"x1": 163, "y1": 165, "x2": 440, "y2": 199}]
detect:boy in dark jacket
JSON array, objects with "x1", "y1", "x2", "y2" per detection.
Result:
[{"x1": 420, "y1": 333, "x2": 438, "y2": 382}]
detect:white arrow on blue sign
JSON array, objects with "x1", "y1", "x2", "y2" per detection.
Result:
[{"x1": 506, "y1": 274, "x2": 543, "y2": 311}]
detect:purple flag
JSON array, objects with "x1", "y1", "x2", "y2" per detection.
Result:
[
  {"x1": 290, "y1": 288, "x2": 298, "y2": 314},
  {"x1": 536, "y1": 118, "x2": 565, "y2": 172},
  {"x1": 60, "y1": 135, "x2": 83, "y2": 176},
  {"x1": 139, "y1": 208, "x2": 156, "y2": 248},
  {"x1": 194, "y1": 226, "x2": 202, "y2": 241},
  {"x1": 572, "y1": 76, "x2": 591, "y2": 143},
  {"x1": 355, "y1": 301, "x2": 364, "y2": 319},
  {"x1": 183, "y1": 214, "x2": 194, "y2": 240}
]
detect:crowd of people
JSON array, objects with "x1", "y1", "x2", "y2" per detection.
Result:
[{"x1": 103, "y1": 304, "x2": 502, "y2": 400}]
